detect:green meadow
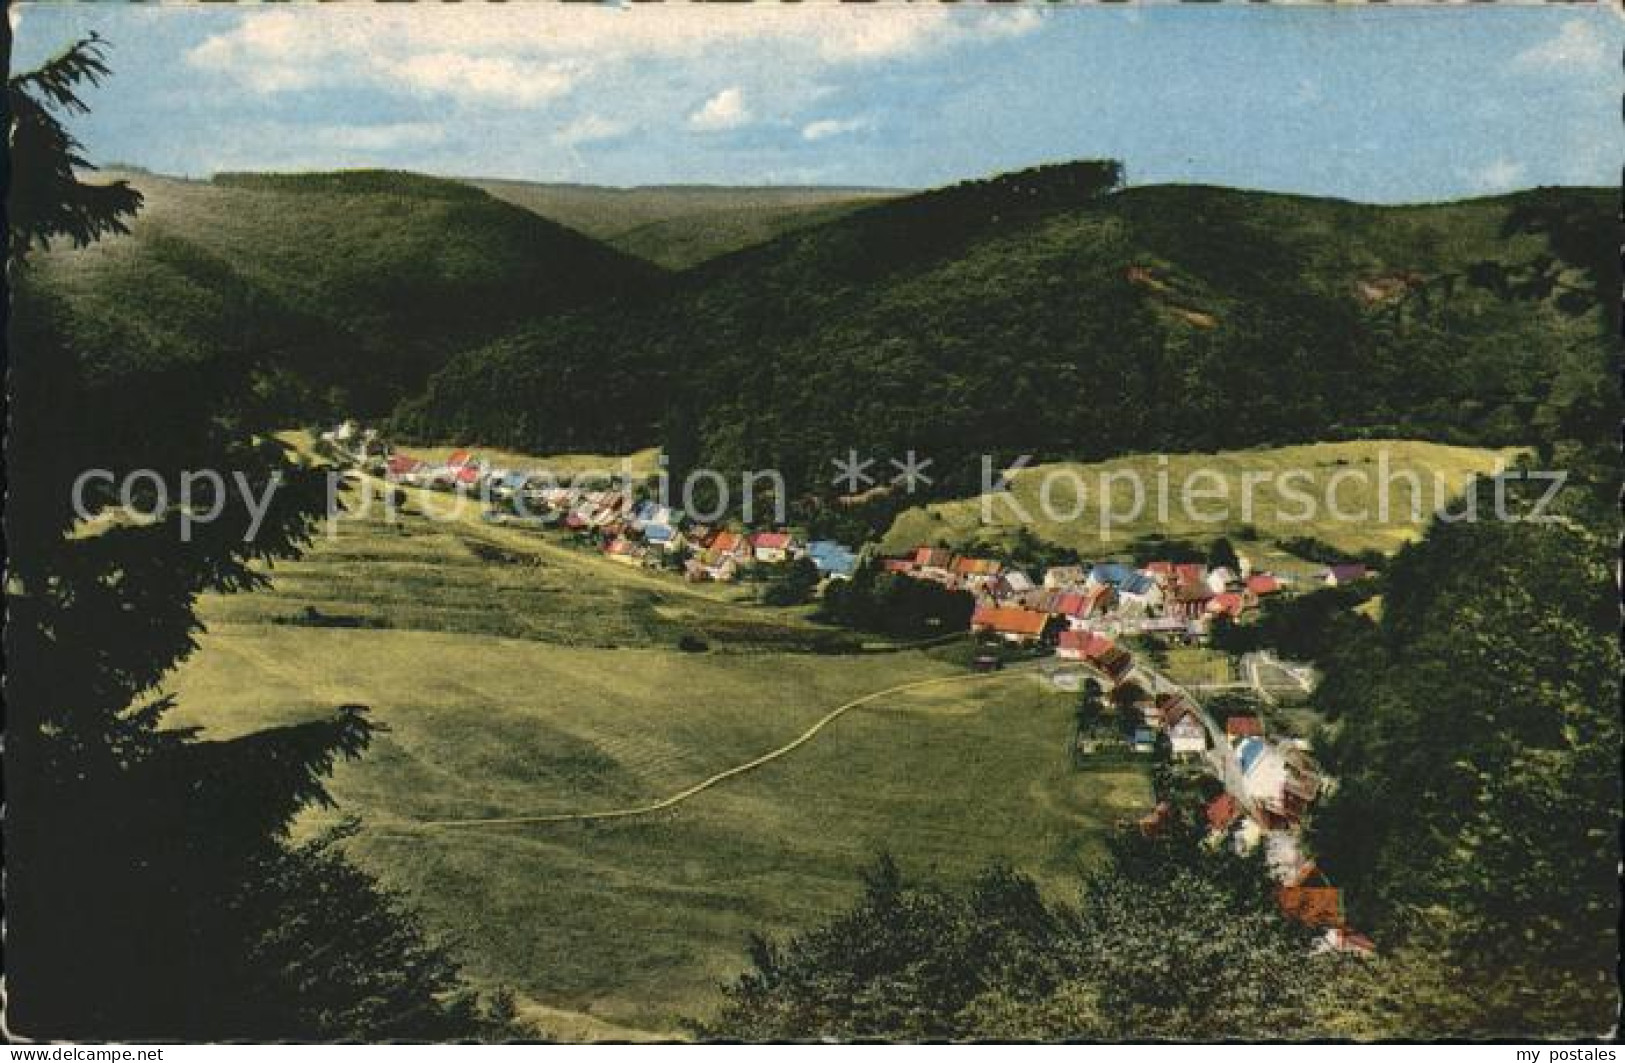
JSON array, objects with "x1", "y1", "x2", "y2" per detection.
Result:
[
  {"x1": 167, "y1": 484, "x2": 1150, "y2": 1038},
  {"x1": 882, "y1": 439, "x2": 1521, "y2": 560}
]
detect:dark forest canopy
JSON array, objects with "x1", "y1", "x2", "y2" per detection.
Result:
[{"x1": 391, "y1": 164, "x2": 1613, "y2": 496}]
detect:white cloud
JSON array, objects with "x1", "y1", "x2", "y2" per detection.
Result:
[
  {"x1": 554, "y1": 114, "x2": 631, "y2": 147},
  {"x1": 802, "y1": 116, "x2": 870, "y2": 142},
  {"x1": 389, "y1": 53, "x2": 580, "y2": 106},
  {"x1": 1471, "y1": 158, "x2": 1526, "y2": 192},
  {"x1": 185, "y1": 5, "x2": 1046, "y2": 104},
  {"x1": 1514, "y1": 18, "x2": 1611, "y2": 71},
  {"x1": 689, "y1": 88, "x2": 750, "y2": 132}
]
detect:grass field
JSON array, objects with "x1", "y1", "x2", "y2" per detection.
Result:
[
  {"x1": 1156, "y1": 646, "x2": 1237, "y2": 689},
  {"x1": 169, "y1": 474, "x2": 1150, "y2": 1038},
  {"x1": 881, "y1": 439, "x2": 1522, "y2": 560},
  {"x1": 401, "y1": 444, "x2": 664, "y2": 480}
]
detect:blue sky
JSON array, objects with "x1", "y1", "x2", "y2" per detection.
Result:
[{"x1": 11, "y1": 2, "x2": 1621, "y2": 202}]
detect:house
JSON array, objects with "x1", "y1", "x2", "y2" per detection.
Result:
[
  {"x1": 643, "y1": 523, "x2": 683, "y2": 550},
  {"x1": 709, "y1": 531, "x2": 749, "y2": 560},
  {"x1": 1057, "y1": 629, "x2": 1112, "y2": 661},
  {"x1": 951, "y1": 557, "x2": 1003, "y2": 589},
  {"x1": 1206, "y1": 566, "x2": 1239, "y2": 594},
  {"x1": 489, "y1": 470, "x2": 533, "y2": 501},
  {"x1": 385, "y1": 454, "x2": 428, "y2": 481},
  {"x1": 1236, "y1": 738, "x2": 1322, "y2": 818},
  {"x1": 702, "y1": 531, "x2": 752, "y2": 580},
  {"x1": 1226, "y1": 715, "x2": 1265, "y2": 740},
  {"x1": 1043, "y1": 565, "x2": 1087, "y2": 590},
  {"x1": 1116, "y1": 571, "x2": 1163, "y2": 611},
  {"x1": 1173, "y1": 562, "x2": 1208, "y2": 587},
  {"x1": 630, "y1": 500, "x2": 680, "y2": 531},
  {"x1": 806, "y1": 540, "x2": 858, "y2": 579},
  {"x1": 1205, "y1": 792, "x2": 1242, "y2": 834},
  {"x1": 1167, "y1": 582, "x2": 1215, "y2": 620},
  {"x1": 1316, "y1": 928, "x2": 1377, "y2": 957},
  {"x1": 914, "y1": 547, "x2": 954, "y2": 574},
  {"x1": 1138, "y1": 801, "x2": 1176, "y2": 837},
  {"x1": 1265, "y1": 829, "x2": 1309, "y2": 884},
  {"x1": 1246, "y1": 574, "x2": 1283, "y2": 597},
  {"x1": 1047, "y1": 591, "x2": 1085, "y2": 621},
  {"x1": 1144, "y1": 560, "x2": 1176, "y2": 583},
  {"x1": 1321, "y1": 563, "x2": 1369, "y2": 587},
  {"x1": 750, "y1": 531, "x2": 794, "y2": 564},
  {"x1": 1150, "y1": 691, "x2": 1199, "y2": 728},
  {"x1": 1276, "y1": 863, "x2": 1344, "y2": 929},
  {"x1": 970, "y1": 605, "x2": 1054, "y2": 644},
  {"x1": 1167, "y1": 706, "x2": 1208, "y2": 756},
  {"x1": 1056, "y1": 585, "x2": 1115, "y2": 627},
  {"x1": 997, "y1": 570, "x2": 1036, "y2": 597},
  {"x1": 604, "y1": 537, "x2": 645, "y2": 566},
  {"x1": 1057, "y1": 631, "x2": 1134, "y2": 680},
  {"x1": 1087, "y1": 562, "x2": 1134, "y2": 588},
  {"x1": 1207, "y1": 592, "x2": 1247, "y2": 621}
]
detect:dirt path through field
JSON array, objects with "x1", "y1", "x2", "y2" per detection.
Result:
[{"x1": 418, "y1": 663, "x2": 1040, "y2": 829}]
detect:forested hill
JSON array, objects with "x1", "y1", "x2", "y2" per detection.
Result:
[
  {"x1": 27, "y1": 169, "x2": 661, "y2": 416},
  {"x1": 394, "y1": 162, "x2": 1615, "y2": 493}
]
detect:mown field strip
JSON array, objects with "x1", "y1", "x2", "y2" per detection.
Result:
[{"x1": 418, "y1": 665, "x2": 1035, "y2": 829}]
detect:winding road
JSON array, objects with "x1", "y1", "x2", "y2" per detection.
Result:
[{"x1": 418, "y1": 662, "x2": 1042, "y2": 829}]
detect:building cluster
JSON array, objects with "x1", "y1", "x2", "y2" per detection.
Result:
[
  {"x1": 346, "y1": 425, "x2": 1373, "y2": 956},
  {"x1": 381, "y1": 446, "x2": 860, "y2": 583},
  {"x1": 882, "y1": 546, "x2": 1339, "y2": 645},
  {"x1": 1043, "y1": 611, "x2": 1370, "y2": 958}
]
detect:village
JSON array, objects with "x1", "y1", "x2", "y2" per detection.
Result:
[{"x1": 323, "y1": 423, "x2": 1378, "y2": 959}]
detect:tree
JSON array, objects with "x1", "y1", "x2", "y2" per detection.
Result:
[
  {"x1": 1311, "y1": 471, "x2": 1619, "y2": 1036},
  {"x1": 761, "y1": 556, "x2": 821, "y2": 606},
  {"x1": 5, "y1": 34, "x2": 143, "y2": 262},
  {"x1": 1075, "y1": 679, "x2": 1105, "y2": 728},
  {"x1": 1207, "y1": 535, "x2": 1241, "y2": 574},
  {"x1": 704, "y1": 833, "x2": 1333, "y2": 1040},
  {"x1": 6, "y1": 38, "x2": 508, "y2": 1039}
]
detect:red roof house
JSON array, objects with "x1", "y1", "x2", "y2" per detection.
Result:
[
  {"x1": 710, "y1": 531, "x2": 749, "y2": 558},
  {"x1": 952, "y1": 557, "x2": 1003, "y2": 578},
  {"x1": 1174, "y1": 562, "x2": 1208, "y2": 586},
  {"x1": 386, "y1": 454, "x2": 426, "y2": 477},
  {"x1": 1246, "y1": 574, "x2": 1282, "y2": 596},
  {"x1": 970, "y1": 605, "x2": 1052, "y2": 641},
  {"x1": 1226, "y1": 715, "x2": 1265, "y2": 739},
  {"x1": 1057, "y1": 630, "x2": 1113, "y2": 660},
  {"x1": 1277, "y1": 863, "x2": 1345, "y2": 929},
  {"x1": 1206, "y1": 792, "x2": 1242, "y2": 832}
]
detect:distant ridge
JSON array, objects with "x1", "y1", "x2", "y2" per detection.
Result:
[{"x1": 466, "y1": 178, "x2": 906, "y2": 269}]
